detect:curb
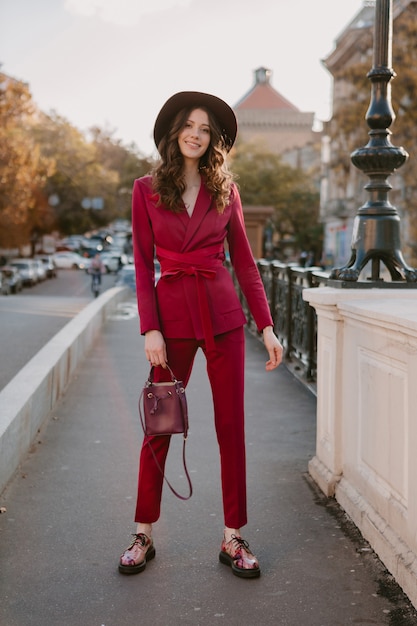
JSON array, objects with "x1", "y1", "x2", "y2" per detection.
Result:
[{"x1": 0, "y1": 286, "x2": 129, "y2": 495}]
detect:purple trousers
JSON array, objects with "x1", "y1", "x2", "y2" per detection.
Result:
[{"x1": 134, "y1": 326, "x2": 247, "y2": 528}]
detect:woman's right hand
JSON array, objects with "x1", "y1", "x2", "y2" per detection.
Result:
[{"x1": 145, "y1": 330, "x2": 168, "y2": 368}]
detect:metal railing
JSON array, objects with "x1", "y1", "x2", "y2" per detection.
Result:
[{"x1": 228, "y1": 260, "x2": 328, "y2": 384}]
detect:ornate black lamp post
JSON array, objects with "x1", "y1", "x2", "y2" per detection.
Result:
[{"x1": 329, "y1": 0, "x2": 417, "y2": 286}]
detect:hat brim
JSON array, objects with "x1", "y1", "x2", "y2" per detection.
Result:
[{"x1": 153, "y1": 91, "x2": 237, "y2": 153}]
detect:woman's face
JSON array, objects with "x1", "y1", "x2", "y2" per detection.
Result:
[{"x1": 177, "y1": 108, "x2": 211, "y2": 161}]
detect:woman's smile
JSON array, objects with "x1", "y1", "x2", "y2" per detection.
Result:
[{"x1": 178, "y1": 108, "x2": 210, "y2": 159}]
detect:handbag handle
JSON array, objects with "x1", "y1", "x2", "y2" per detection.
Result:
[
  {"x1": 139, "y1": 366, "x2": 192, "y2": 501},
  {"x1": 146, "y1": 364, "x2": 177, "y2": 384}
]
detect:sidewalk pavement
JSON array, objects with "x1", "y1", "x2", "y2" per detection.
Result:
[{"x1": 1, "y1": 303, "x2": 416, "y2": 626}]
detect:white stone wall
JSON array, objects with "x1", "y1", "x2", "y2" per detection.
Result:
[
  {"x1": 0, "y1": 287, "x2": 129, "y2": 495},
  {"x1": 304, "y1": 287, "x2": 417, "y2": 609}
]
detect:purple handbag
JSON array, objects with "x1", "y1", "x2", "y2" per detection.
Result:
[
  {"x1": 139, "y1": 366, "x2": 192, "y2": 500},
  {"x1": 141, "y1": 365, "x2": 188, "y2": 437}
]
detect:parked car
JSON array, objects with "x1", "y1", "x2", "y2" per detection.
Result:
[
  {"x1": 79, "y1": 244, "x2": 103, "y2": 260},
  {"x1": 33, "y1": 258, "x2": 47, "y2": 282},
  {"x1": 35, "y1": 255, "x2": 57, "y2": 278},
  {"x1": 100, "y1": 251, "x2": 128, "y2": 273},
  {"x1": 1, "y1": 266, "x2": 23, "y2": 293},
  {"x1": 9, "y1": 259, "x2": 38, "y2": 286},
  {"x1": 0, "y1": 269, "x2": 11, "y2": 295},
  {"x1": 58, "y1": 235, "x2": 84, "y2": 251},
  {"x1": 112, "y1": 233, "x2": 129, "y2": 252},
  {"x1": 53, "y1": 251, "x2": 86, "y2": 270}
]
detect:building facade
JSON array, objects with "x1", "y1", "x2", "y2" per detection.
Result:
[
  {"x1": 320, "y1": 0, "x2": 416, "y2": 270},
  {"x1": 233, "y1": 67, "x2": 322, "y2": 258},
  {"x1": 234, "y1": 66, "x2": 318, "y2": 159}
]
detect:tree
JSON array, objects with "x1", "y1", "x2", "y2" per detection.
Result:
[
  {"x1": 89, "y1": 126, "x2": 154, "y2": 220},
  {"x1": 31, "y1": 116, "x2": 156, "y2": 235},
  {"x1": 390, "y1": 2, "x2": 417, "y2": 259},
  {"x1": 0, "y1": 73, "x2": 54, "y2": 249},
  {"x1": 231, "y1": 142, "x2": 321, "y2": 260},
  {"x1": 31, "y1": 112, "x2": 118, "y2": 235},
  {"x1": 0, "y1": 73, "x2": 155, "y2": 250}
]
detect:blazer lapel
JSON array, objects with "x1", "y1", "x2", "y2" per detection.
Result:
[{"x1": 181, "y1": 183, "x2": 213, "y2": 251}]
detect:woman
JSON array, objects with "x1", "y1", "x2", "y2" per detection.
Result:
[{"x1": 119, "y1": 91, "x2": 283, "y2": 579}]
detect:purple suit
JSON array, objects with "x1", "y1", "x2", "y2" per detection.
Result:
[{"x1": 131, "y1": 175, "x2": 273, "y2": 527}]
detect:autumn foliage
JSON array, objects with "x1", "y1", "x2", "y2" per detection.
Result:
[
  {"x1": 0, "y1": 72, "x2": 154, "y2": 252},
  {"x1": 0, "y1": 74, "x2": 54, "y2": 248}
]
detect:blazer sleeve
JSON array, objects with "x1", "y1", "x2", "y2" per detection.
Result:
[
  {"x1": 131, "y1": 178, "x2": 161, "y2": 335},
  {"x1": 227, "y1": 185, "x2": 274, "y2": 332}
]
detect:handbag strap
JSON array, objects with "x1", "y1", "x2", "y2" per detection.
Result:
[{"x1": 139, "y1": 386, "x2": 193, "y2": 501}]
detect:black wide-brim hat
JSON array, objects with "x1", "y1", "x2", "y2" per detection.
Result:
[{"x1": 153, "y1": 91, "x2": 237, "y2": 153}]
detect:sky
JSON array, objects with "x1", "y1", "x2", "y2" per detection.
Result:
[{"x1": 1, "y1": 0, "x2": 368, "y2": 158}]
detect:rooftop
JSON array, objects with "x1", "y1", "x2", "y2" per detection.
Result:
[{"x1": 235, "y1": 67, "x2": 299, "y2": 112}]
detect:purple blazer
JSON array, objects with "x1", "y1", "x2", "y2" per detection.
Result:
[{"x1": 131, "y1": 175, "x2": 273, "y2": 341}]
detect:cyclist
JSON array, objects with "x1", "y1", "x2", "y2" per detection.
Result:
[{"x1": 89, "y1": 253, "x2": 105, "y2": 296}]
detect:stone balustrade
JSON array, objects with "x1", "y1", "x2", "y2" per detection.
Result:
[{"x1": 304, "y1": 287, "x2": 417, "y2": 609}]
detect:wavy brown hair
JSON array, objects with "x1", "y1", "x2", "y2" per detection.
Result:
[{"x1": 152, "y1": 107, "x2": 234, "y2": 214}]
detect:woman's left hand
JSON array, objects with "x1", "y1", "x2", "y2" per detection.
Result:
[{"x1": 262, "y1": 326, "x2": 283, "y2": 371}]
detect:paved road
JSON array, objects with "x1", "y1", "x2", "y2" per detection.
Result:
[
  {"x1": 2, "y1": 315, "x2": 417, "y2": 625},
  {"x1": 0, "y1": 269, "x2": 119, "y2": 391}
]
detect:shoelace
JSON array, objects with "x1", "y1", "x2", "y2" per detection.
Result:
[
  {"x1": 229, "y1": 534, "x2": 252, "y2": 554},
  {"x1": 127, "y1": 533, "x2": 147, "y2": 550}
]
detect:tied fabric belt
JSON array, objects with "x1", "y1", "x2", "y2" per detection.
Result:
[{"x1": 156, "y1": 244, "x2": 225, "y2": 353}]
